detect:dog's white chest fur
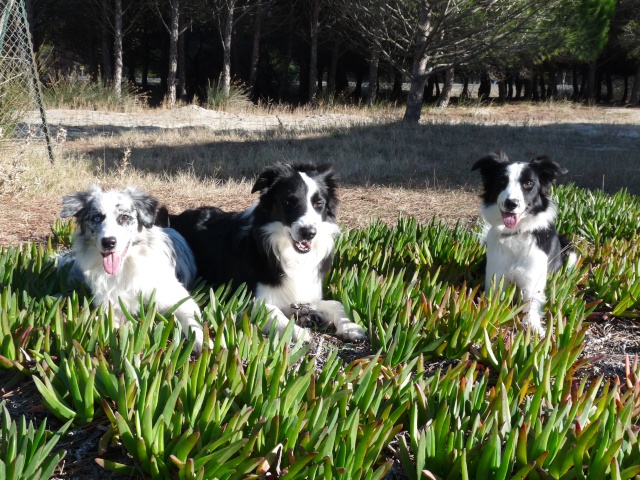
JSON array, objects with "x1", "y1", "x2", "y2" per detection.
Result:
[
  {"x1": 78, "y1": 242, "x2": 168, "y2": 313},
  {"x1": 484, "y1": 228, "x2": 548, "y2": 297},
  {"x1": 256, "y1": 220, "x2": 337, "y2": 309}
]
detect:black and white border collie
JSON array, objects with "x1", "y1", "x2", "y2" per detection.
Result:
[
  {"x1": 472, "y1": 151, "x2": 576, "y2": 334},
  {"x1": 59, "y1": 186, "x2": 205, "y2": 353},
  {"x1": 162, "y1": 163, "x2": 366, "y2": 343}
]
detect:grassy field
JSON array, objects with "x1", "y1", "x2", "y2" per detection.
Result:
[{"x1": 2, "y1": 102, "x2": 640, "y2": 479}]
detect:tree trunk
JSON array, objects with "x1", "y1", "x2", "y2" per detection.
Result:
[
  {"x1": 437, "y1": 67, "x2": 454, "y2": 108},
  {"x1": 572, "y1": 65, "x2": 580, "y2": 99},
  {"x1": 277, "y1": 6, "x2": 294, "y2": 102},
  {"x1": 167, "y1": 0, "x2": 179, "y2": 107},
  {"x1": 127, "y1": 62, "x2": 136, "y2": 83},
  {"x1": 353, "y1": 68, "x2": 363, "y2": 99},
  {"x1": 393, "y1": 70, "x2": 402, "y2": 98},
  {"x1": 221, "y1": 1, "x2": 235, "y2": 97},
  {"x1": 424, "y1": 75, "x2": 435, "y2": 101},
  {"x1": 605, "y1": 70, "x2": 612, "y2": 103},
  {"x1": 621, "y1": 74, "x2": 628, "y2": 103},
  {"x1": 113, "y1": 0, "x2": 123, "y2": 96},
  {"x1": 547, "y1": 64, "x2": 558, "y2": 99},
  {"x1": 515, "y1": 73, "x2": 523, "y2": 99},
  {"x1": 461, "y1": 74, "x2": 470, "y2": 100},
  {"x1": 523, "y1": 78, "x2": 532, "y2": 100},
  {"x1": 367, "y1": 50, "x2": 379, "y2": 106},
  {"x1": 497, "y1": 80, "x2": 507, "y2": 102},
  {"x1": 629, "y1": 62, "x2": 640, "y2": 106},
  {"x1": 178, "y1": 25, "x2": 187, "y2": 99},
  {"x1": 532, "y1": 74, "x2": 540, "y2": 101},
  {"x1": 101, "y1": 0, "x2": 112, "y2": 85},
  {"x1": 316, "y1": 66, "x2": 323, "y2": 95},
  {"x1": 249, "y1": 0, "x2": 262, "y2": 98},
  {"x1": 141, "y1": 19, "x2": 149, "y2": 89},
  {"x1": 307, "y1": 0, "x2": 320, "y2": 103},
  {"x1": 595, "y1": 69, "x2": 603, "y2": 101},
  {"x1": 478, "y1": 71, "x2": 491, "y2": 100},
  {"x1": 327, "y1": 40, "x2": 340, "y2": 97},
  {"x1": 586, "y1": 60, "x2": 596, "y2": 102},
  {"x1": 538, "y1": 73, "x2": 546, "y2": 101},
  {"x1": 403, "y1": 4, "x2": 432, "y2": 124}
]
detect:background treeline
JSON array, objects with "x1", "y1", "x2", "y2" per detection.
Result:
[{"x1": 25, "y1": 0, "x2": 640, "y2": 122}]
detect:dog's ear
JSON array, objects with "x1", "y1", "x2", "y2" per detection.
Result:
[
  {"x1": 60, "y1": 185, "x2": 100, "y2": 218},
  {"x1": 155, "y1": 205, "x2": 170, "y2": 228},
  {"x1": 251, "y1": 164, "x2": 289, "y2": 194},
  {"x1": 317, "y1": 164, "x2": 339, "y2": 220},
  {"x1": 529, "y1": 156, "x2": 567, "y2": 185},
  {"x1": 471, "y1": 151, "x2": 509, "y2": 172},
  {"x1": 125, "y1": 187, "x2": 158, "y2": 229}
]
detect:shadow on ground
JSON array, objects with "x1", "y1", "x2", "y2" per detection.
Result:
[{"x1": 53, "y1": 120, "x2": 640, "y2": 194}]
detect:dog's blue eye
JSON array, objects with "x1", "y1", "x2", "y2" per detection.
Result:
[{"x1": 91, "y1": 214, "x2": 104, "y2": 223}]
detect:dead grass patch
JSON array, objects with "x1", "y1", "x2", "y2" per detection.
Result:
[{"x1": 3, "y1": 102, "x2": 640, "y2": 247}]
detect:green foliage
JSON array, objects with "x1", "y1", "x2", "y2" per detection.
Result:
[
  {"x1": 561, "y1": 0, "x2": 617, "y2": 61},
  {"x1": 0, "y1": 402, "x2": 71, "y2": 480},
  {"x1": 42, "y1": 70, "x2": 147, "y2": 111},
  {"x1": 2, "y1": 183, "x2": 640, "y2": 478},
  {"x1": 555, "y1": 185, "x2": 640, "y2": 243},
  {"x1": 202, "y1": 80, "x2": 252, "y2": 111},
  {"x1": 50, "y1": 219, "x2": 75, "y2": 248}
]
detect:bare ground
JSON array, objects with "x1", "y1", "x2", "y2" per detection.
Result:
[{"x1": 2, "y1": 104, "x2": 640, "y2": 479}]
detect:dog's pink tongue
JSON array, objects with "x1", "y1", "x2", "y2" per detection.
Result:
[
  {"x1": 502, "y1": 212, "x2": 519, "y2": 229},
  {"x1": 102, "y1": 251, "x2": 124, "y2": 275}
]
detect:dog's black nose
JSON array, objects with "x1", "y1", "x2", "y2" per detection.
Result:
[
  {"x1": 101, "y1": 236, "x2": 117, "y2": 250},
  {"x1": 299, "y1": 225, "x2": 317, "y2": 240},
  {"x1": 504, "y1": 199, "x2": 519, "y2": 211}
]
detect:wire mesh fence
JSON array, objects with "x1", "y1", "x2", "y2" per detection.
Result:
[{"x1": 0, "y1": 0, "x2": 53, "y2": 160}]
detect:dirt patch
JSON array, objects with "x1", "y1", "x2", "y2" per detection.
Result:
[{"x1": 0, "y1": 185, "x2": 480, "y2": 246}]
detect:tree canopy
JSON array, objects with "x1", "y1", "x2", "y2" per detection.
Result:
[{"x1": 27, "y1": 0, "x2": 640, "y2": 116}]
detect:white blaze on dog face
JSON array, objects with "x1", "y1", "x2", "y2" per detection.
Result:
[
  {"x1": 289, "y1": 172, "x2": 325, "y2": 253},
  {"x1": 497, "y1": 163, "x2": 528, "y2": 228},
  {"x1": 83, "y1": 191, "x2": 140, "y2": 275}
]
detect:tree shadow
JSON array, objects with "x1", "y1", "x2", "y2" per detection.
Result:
[{"x1": 57, "y1": 120, "x2": 640, "y2": 195}]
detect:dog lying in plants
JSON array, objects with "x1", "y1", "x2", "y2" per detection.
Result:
[
  {"x1": 158, "y1": 163, "x2": 366, "y2": 343},
  {"x1": 58, "y1": 185, "x2": 205, "y2": 353}
]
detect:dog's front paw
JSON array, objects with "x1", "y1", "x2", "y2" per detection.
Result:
[
  {"x1": 336, "y1": 322, "x2": 367, "y2": 343},
  {"x1": 522, "y1": 313, "x2": 546, "y2": 337},
  {"x1": 190, "y1": 326, "x2": 204, "y2": 356},
  {"x1": 264, "y1": 305, "x2": 311, "y2": 343},
  {"x1": 291, "y1": 324, "x2": 312, "y2": 343}
]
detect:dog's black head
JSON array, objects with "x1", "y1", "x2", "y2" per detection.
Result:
[
  {"x1": 472, "y1": 151, "x2": 567, "y2": 230},
  {"x1": 251, "y1": 163, "x2": 338, "y2": 253}
]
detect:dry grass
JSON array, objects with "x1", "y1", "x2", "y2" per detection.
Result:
[{"x1": 2, "y1": 102, "x2": 639, "y2": 246}]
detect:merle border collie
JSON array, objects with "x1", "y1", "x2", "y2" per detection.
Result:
[
  {"x1": 161, "y1": 163, "x2": 366, "y2": 343},
  {"x1": 58, "y1": 186, "x2": 205, "y2": 353},
  {"x1": 472, "y1": 151, "x2": 576, "y2": 334}
]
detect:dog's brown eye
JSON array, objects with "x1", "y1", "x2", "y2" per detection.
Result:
[
  {"x1": 313, "y1": 200, "x2": 325, "y2": 209},
  {"x1": 522, "y1": 181, "x2": 534, "y2": 189},
  {"x1": 119, "y1": 214, "x2": 130, "y2": 223}
]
